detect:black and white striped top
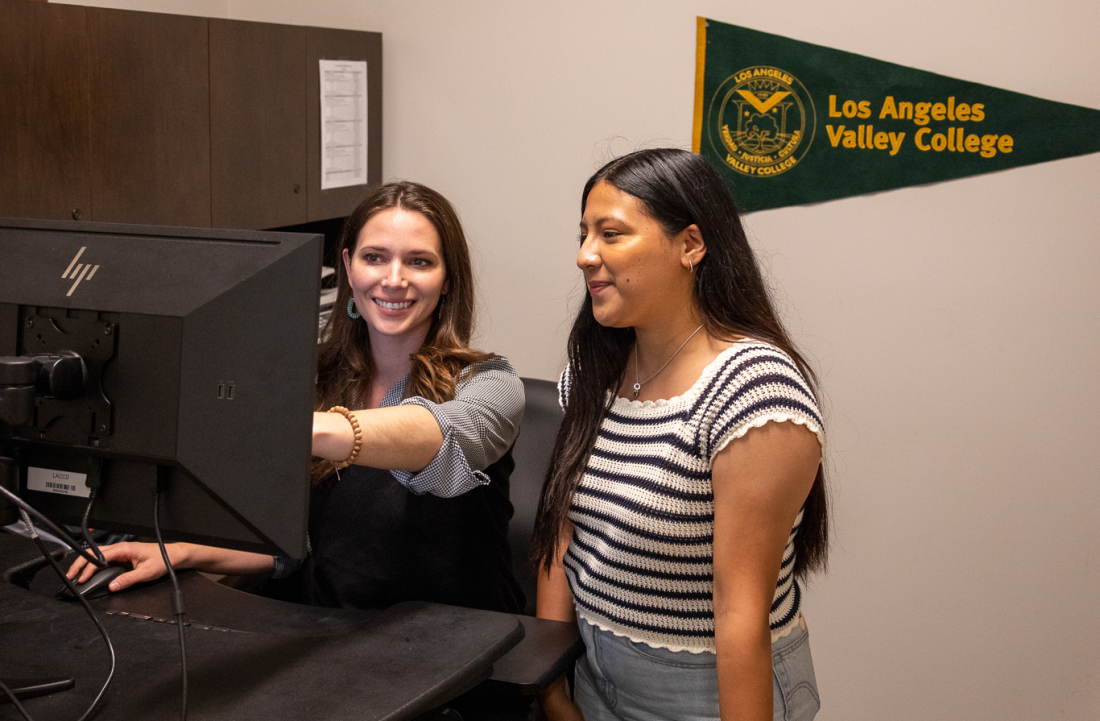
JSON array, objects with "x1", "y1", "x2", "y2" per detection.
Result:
[{"x1": 561, "y1": 341, "x2": 824, "y2": 653}]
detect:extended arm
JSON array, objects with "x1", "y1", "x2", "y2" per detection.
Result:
[
  {"x1": 67, "y1": 542, "x2": 273, "y2": 592},
  {"x1": 711, "y1": 421, "x2": 820, "y2": 721},
  {"x1": 313, "y1": 404, "x2": 442, "y2": 471},
  {"x1": 312, "y1": 359, "x2": 524, "y2": 496}
]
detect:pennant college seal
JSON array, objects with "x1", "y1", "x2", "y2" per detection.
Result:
[{"x1": 707, "y1": 66, "x2": 816, "y2": 177}]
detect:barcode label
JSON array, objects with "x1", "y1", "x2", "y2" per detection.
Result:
[{"x1": 27, "y1": 467, "x2": 91, "y2": 498}]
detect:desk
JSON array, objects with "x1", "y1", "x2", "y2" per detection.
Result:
[{"x1": 0, "y1": 533, "x2": 525, "y2": 720}]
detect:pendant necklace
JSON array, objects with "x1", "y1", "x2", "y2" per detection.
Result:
[{"x1": 633, "y1": 325, "x2": 704, "y2": 399}]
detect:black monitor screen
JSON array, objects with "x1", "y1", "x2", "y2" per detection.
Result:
[{"x1": 0, "y1": 218, "x2": 321, "y2": 558}]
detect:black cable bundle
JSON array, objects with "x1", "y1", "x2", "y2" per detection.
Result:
[
  {"x1": 153, "y1": 486, "x2": 188, "y2": 721},
  {"x1": 1, "y1": 476, "x2": 189, "y2": 721},
  {"x1": 3, "y1": 508, "x2": 118, "y2": 721}
]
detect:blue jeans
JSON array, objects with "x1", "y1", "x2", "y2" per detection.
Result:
[{"x1": 573, "y1": 617, "x2": 820, "y2": 721}]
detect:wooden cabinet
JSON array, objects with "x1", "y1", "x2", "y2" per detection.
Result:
[
  {"x1": 87, "y1": 8, "x2": 212, "y2": 226},
  {"x1": 0, "y1": 0, "x2": 91, "y2": 221},
  {"x1": 0, "y1": 0, "x2": 381, "y2": 229},
  {"x1": 210, "y1": 19, "x2": 308, "y2": 230}
]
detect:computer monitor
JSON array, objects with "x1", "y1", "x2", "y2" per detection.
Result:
[{"x1": 0, "y1": 218, "x2": 321, "y2": 558}]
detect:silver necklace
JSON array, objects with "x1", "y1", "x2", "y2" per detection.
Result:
[{"x1": 633, "y1": 325, "x2": 704, "y2": 399}]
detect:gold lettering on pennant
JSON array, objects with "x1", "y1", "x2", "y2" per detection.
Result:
[
  {"x1": 821, "y1": 91, "x2": 1005, "y2": 160},
  {"x1": 888, "y1": 132, "x2": 905, "y2": 156},
  {"x1": 915, "y1": 103, "x2": 932, "y2": 126},
  {"x1": 909, "y1": 126, "x2": 1010, "y2": 157},
  {"x1": 825, "y1": 124, "x2": 904, "y2": 155},
  {"x1": 778, "y1": 130, "x2": 802, "y2": 156},
  {"x1": 748, "y1": 67, "x2": 793, "y2": 84},
  {"x1": 879, "y1": 96, "x2": 898, "y2": 120},
  {"x1": 755, "y1": 156, "x2": 798, "y2": 175},
  {"x1": 726, "y1": 154, "x2": 757, "y2": 174},
  {"x1": 875, "y1": 97, "x2": 985, "y2": 126}
]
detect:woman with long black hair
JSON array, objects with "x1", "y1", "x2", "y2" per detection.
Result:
[{"x1": 533, "y1": 149, "x2": 827, "y2": 721}]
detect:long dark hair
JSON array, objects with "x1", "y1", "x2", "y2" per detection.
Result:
[
  {"x1": 531, "y1": 149, "x2": 829, "y2": 578},
  {"x1": 311, "y1": 181, "x2": 493, "y2": 484}
]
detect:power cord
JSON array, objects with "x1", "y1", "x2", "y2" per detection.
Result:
[
  {"x1": 0, "y1": 677, "x2": 35, "y2": 721},
  {"x1": 19, "y1": 509, "x2": 117, "y2": 721},
  {"x1": 0, "y1": 484, "x2": 106, "y2": 570},
  {"x1": 152, "y1": 484, "x2": 188, "y2": 721},
  {"x1": 79, "y1": 490, "x2": 107, "y2": 567}
]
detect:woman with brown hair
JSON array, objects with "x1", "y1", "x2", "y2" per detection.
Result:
[
  {"x1": 69, "y1": 181, "x2": 525, "y2": 614},
  {"x1": 534, "y1": 149, "x2": 827, "y2": 721}
]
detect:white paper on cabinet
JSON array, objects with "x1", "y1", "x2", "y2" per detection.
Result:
[{"x1": 319, "y1": 59, "x2": 368, "y2": 190}]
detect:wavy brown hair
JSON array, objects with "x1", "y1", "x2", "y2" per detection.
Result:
[
  {"x1": 531, "y1": 149, "x2": 829, "y2": 579},
  {"x1": 311, "y1": 181, "x2": 493, "y2": 484}
]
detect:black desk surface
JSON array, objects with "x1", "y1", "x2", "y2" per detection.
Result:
[{"x1": 0, "y1": 533, "x2": 525, "y2": 720}]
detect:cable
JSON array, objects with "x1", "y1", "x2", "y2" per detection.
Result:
[
  {"x1": 79, "y1": 490, "x2": 107, "y2": 567},
  {"x1": 153, "y1": 486, "x2": 188, "y2": 721},
  {"x1": 20, "y1": 510, "x2": 116, "y2": 721},
  {"x1": 0, "y1": 484, "x2": 105, "y2": 569},
  {"x1": 0, "y1": 677, "x2": 36, "y2": 721}
]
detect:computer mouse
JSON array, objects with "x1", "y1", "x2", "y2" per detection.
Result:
[{"x1": 58, "y1": 564, "x2": 128, "y2": 600}]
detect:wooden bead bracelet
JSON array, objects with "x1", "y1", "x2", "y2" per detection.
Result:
[{"x1": 328, "y1": 405, "x2": 362, "y2": 469}]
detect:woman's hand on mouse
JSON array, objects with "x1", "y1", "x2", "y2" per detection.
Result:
[
  {"x1": 65, "y1": 543, "x2": 275, "y2": 591},
  {"x1": 66, "y1": 542, "x2": 187, "y2": 592}
]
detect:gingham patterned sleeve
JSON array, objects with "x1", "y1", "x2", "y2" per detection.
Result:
[
  {"x1": 270, "y1": 541, "x2": 307, "y2": 579},
  {"x1": 390, "y1": 356, "x2": 525, "y2": 498}
]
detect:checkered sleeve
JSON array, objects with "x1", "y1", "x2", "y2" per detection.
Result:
[
  {"x1": 390, "y1": 356, "x2": 525, "y2": 498},
  {"x1": 270, "y1": 535, "x2": 311, "y2": 579}
]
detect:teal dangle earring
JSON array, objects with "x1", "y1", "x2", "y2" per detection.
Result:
[{"x1": 347, "y1": 298, "x2": 361, "y2": 319}]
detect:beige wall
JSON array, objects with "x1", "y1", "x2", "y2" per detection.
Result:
[{"x1": 58, "y1": 1, "x2": 1100, "y2": 718}]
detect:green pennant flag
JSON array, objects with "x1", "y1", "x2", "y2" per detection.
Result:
[{"x1": 693, "y1": 18, "x2": 1100, "y2": 212}]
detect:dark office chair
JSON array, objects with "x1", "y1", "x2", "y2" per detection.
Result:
[
  {"x1": 473, "y1": 376, "x2": 581, "y2": 707},
  {"x1": 509, "y1": 377, "x2": 563, "y2": 616}
]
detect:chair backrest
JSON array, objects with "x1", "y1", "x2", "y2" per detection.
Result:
[{"x1": 509, "y1": 377, "x2": 563, "y2": 616}]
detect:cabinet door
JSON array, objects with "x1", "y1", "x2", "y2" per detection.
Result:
[
  {"x1": 0, "y1": 0, "x2": 91, "y2": 221},
  {"x1": 306, "y1": 27, "x2": 383, "y2": 222},
  {"x1": 210, "y1": 19, "x2": 308, "y2": 230},
  {"x1": 87, "y1": 8, "x2": 211, "y2": 226}
]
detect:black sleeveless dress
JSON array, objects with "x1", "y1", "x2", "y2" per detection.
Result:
[{"x1": 306, "y1": 448, "x2": 525, "y2": 614}]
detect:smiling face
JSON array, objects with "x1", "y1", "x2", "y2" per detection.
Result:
[
  {"x1": 578, "y1": 181, "x2": 699, "y2": 330},
  {"x1": 342, "y1": 207, "x2": 448, "y2": 345}
]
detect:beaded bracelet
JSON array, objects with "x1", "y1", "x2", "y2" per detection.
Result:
[{"x1": 328, "y1": 405, "x2": 362, "y2": 469}]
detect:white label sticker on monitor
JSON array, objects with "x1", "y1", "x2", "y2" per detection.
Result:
[{"x1": 27, "y1": 467, "x2": 91, "y2": 498}]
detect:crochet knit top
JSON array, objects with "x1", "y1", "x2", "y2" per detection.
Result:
[{"x1": 561, "y1": 340, "x2": 824, "y2": 653}]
